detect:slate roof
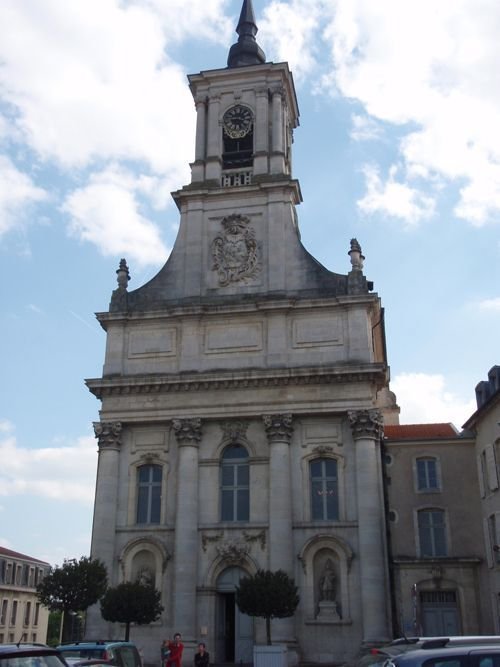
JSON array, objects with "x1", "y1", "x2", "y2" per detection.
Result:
[{"x1": 0, "y1": 545, "x2": 50, "y2": 566}]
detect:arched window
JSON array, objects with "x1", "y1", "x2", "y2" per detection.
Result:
[
  {"x1": 136, "y1": 464, "x2": 162, "y2": 524},
  {"x1": 220, "y1": 445, "x2": 249, "y2": 521},
  {"x1": 310, "y1": 458, "x2": 339, "y2": 521},
  {"x1": 416, "y1": 457, "x2": 440, "y2": 491},
  {"x1": 418, "y1": 508, "x2": 447, "y2": 557}
]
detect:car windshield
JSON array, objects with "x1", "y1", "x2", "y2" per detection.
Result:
[{"x1": 0, "y1": 656, "x2": 66, "y2": 667}]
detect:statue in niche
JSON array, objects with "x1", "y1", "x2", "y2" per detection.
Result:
[
  {"x1": 137, "y1": 567, "x2": 154, "y2": 587},
  {"x1": 319, "y1": 558, "x2": 336, "y2": 601},
  {"x1": 316, "y1": 558, "x2": 340, "y2": 621}
]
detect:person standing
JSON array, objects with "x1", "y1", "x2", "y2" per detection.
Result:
[
  {"x1": 166, "y1": 633, "x2": 184, "y2": 667},
  {"x1": 194, "y1": 643, "x2": 209, "y2": 667},
  {"x1": 161, "y1": 640, "x2": 170, "y2": 667}
]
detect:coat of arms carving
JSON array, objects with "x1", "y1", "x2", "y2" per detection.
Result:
[{"x1": 212, "y1": 214, "x2": 260, "y2": 286}]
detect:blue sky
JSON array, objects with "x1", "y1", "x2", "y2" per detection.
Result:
[{"x1": 1, "y1": 0, "x2": 499, "y2": 566}]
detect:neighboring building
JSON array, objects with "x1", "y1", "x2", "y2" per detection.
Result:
[
  {"x1": 463, "y1": 365, "x2": 500, "y2": 632},
  {"x1": 384, "y1": 424, "x2": 492, "y2": 638},
  {"x1": 0, "y1": 546, "x2": 50, "y2": 644},
  {"x1": 86, "y1": 0, "x2": 398, "y2": 664}
]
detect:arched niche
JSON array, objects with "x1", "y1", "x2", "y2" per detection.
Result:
[{"x1": 298, "y1": 534, "x2": 353, "y2": 624}]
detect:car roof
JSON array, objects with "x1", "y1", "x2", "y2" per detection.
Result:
[
  {"x1": 0, "y1": 644, "x2": 59, "y2": 654},
  {"x1": 387, "y1": 645, "x2": 500, "y2": 665},
  {"x1": 58, "y1": 642, "x2": 135, "y2": 649}
]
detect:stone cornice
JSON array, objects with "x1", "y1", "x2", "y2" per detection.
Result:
[
  {"x1": 96, "y1": 292, "x2": 380, "y2": 327},
  {"x1": 86, "y1": 364, "x2": 387, "y2": 399}
]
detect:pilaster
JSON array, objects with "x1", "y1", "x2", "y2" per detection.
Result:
[
  {"x1": 348, "y1": 409, "x2": 390, "y2": 644},
  {"x1": 263, "y1": 413, "x2": 295, "y2": 642},
  {"x1": 172, "y1": 418, "x2": 202, "y2": 636}
]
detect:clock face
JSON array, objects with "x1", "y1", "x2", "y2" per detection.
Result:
[{"x1": 223, "y1": 105, "x2": 253, "y2": 139}]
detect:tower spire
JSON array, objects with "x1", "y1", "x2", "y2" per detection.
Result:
[{"x1": 227, "y1": 0, "x2": 266, "y2": 68}]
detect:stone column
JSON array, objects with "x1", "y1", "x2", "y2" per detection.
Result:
[
  {"x1": 172, "y1": 418, "x2": 202, "y2": 637},
  {"x1": 206, "y1": 94, "x2": 221, "y2": 182},
  {"x1": 348, "y1": 409, "x2": 390, "y2": 644},
  {"x1": 191, "y1": 96, "x2": 207, "y2": 183},
  {"x1": 86, "y1": 421, "x2": 122, "y2": 636},
  {"x1": 253, "y1": 87, "x2": 269, "y2": 176},
  {"x1": 263, "y1": 413, "x2": 295, "y2": 642},
  {"x1": 270, "y1": 87, "x2": 285, "y2": 174}
]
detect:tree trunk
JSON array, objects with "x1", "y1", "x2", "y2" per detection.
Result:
[
  {"x1": 125, "y1": 622, "x2": 130, "y2": 641},
  {"x1": 266, "y1": 616, "x2": 271, "y2": 645}
]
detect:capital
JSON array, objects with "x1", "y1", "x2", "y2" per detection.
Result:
[
  {"x1": 263, "y1": 413, "x2": 293, "y2": 444},
  {"x1": 348, "y1": 409, "x2": 383, "y2": 440},
  {"x1": 93, "y1": 421, "x2": 122, "y2": 449},
  {"x1": 172, "y1": 418, "x2": 202, "y2": 445}
]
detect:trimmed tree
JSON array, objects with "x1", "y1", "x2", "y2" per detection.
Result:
[
  {"x1": 36, "y1": 556, "x2": 108, "y2": 642},
  {"x1": 100, "y1": 581, "x2": 164, "y2": 641},
  {"x1": 235, "y1": 569, "x2": 300, "y2": 645}
]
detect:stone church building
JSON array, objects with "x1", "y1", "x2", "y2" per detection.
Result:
[{"x1": 85, "y1": 1, "x2": 492, "y2": 663}]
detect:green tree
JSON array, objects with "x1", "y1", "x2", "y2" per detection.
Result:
[
  {"x1": 36, "y1": 556, "x2": 108, "y2": 642},
  {"x1": 235, "y1": 569, "x2": 300, "y2": 645},
  {"x1": 100, "y1": 581, "x2": 163, "y2": 641}
]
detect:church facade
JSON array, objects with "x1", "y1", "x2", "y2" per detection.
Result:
[{"x1": 86, "y1": 2, "x2": 400, "y2": 663}]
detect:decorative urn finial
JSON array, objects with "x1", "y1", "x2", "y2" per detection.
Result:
[
  {"x1": 227, "y1": 0, "x2": 266, "y2": 68},
  {"x1": 348, "y1": 238, "x2": 365, "y2": 270},
  {"x1": 116, "y1": 258, "x2": 130, "y2": 289}
]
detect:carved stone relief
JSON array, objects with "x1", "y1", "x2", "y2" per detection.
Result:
[
  {"x1": 220, "y1": 420, "x2": 249, "y2": 443},
  {"x1": 172, "y1": 418, "x2": 202, "y2": 444},
  {"x1": 216, "y1": 540, "x2": 249, "y2": 564},
  {"x1": 212, "y1": 214, "x2": 260, "y2": 286}
]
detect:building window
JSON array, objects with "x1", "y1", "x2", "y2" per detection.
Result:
[
  {"x1": 418, "y1": 509, "x2": 447, "y2": 557},
  {"x1": 23, "y1": 602, "x2": 31, "y2": 626},
  {"x1": 416, "y1": 457, "x2": 440, "y2": 491},
  {"x1": 10, "y1": 601, "x2": 18, "y2": 626},
  {"x1": 310, "y1": 458, "x2": 339, "y2": 521},
  {"x1": 0, "y1": 560, "x2": 5, "y2": 584},
  {"x1": 489, "y1": 514, "x2": 500, "y2": 565},
  {"x1": 136, "y1": 464, "x2": 162, "y2": 524},
  {"x1": 0, "y1": 600, "x2": 8, "y2": 626},
  {"x1": 220, "y1": 445, "x2": 249, "y2": 522}
]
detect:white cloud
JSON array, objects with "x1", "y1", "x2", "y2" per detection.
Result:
[
  {"x1": 391, "y1": 372, "x2": 476, "y2": 427},
  {"x1": 143, "y1": 0, "x2": 232, "y2": 43},
  {"x1": 0, "y1": 428, "x2": 97, "y2": 504},
  {"x1": 0, "y1": 1, "x2": 197, "y2": 174},
  {"x1": 320, "y1": 0, "x2": 500, "y2": 226},
  {"x1": 0, "y1": 155, "x2": 47, "y2": 236},
  {"x1": 63, "y1": 166, "x2": 170, "y2": 267},
  {"x1": 477, "y1": 297, "x2": 500, "y2": 312},
  {"x1": 350, "y1": 114, "x2": 382, "y2": 142},
  {"x1": 259, "y1": 0, "x2": 323, "y2": 80},
  {"x1": 358, "y1": 164, "x2": 435, "y2": 226}
]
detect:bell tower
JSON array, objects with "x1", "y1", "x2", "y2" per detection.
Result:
[{"x1": 87, "y1": 1, "x2": 394, "y2": 663}]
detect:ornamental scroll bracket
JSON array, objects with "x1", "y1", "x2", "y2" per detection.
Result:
[
  {"x1": 93, "y1": 421, "x2": 122, "y2": 449},
  {"x1": 242, "y1": 530, "x2": 266, "y2": 551}
]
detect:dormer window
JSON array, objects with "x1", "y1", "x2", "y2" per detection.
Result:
[{"x1": 222, "y1": 105, "x2": 254, "y2": 169}]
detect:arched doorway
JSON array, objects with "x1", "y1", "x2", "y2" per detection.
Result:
[{"x1": 216, "y1": 566, "x2": 253, "y2": 664}]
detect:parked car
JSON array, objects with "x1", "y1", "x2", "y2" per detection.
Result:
[
  {"x1": 0, "y1": 643, "x2": 69, "y2": 667},
  {"x1": 358, "y1": 637, "x2": 500, "y2": 667},
  {"x1": 381, "y1": 640, "x2": 500, "y2": 667},
  {"x1": 57, "y1": 642, "x2": 141, "y2": 667}
]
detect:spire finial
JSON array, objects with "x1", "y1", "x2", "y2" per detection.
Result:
[{"x1": 227, "y1": 0, "x2": 266, "y2": 68}]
